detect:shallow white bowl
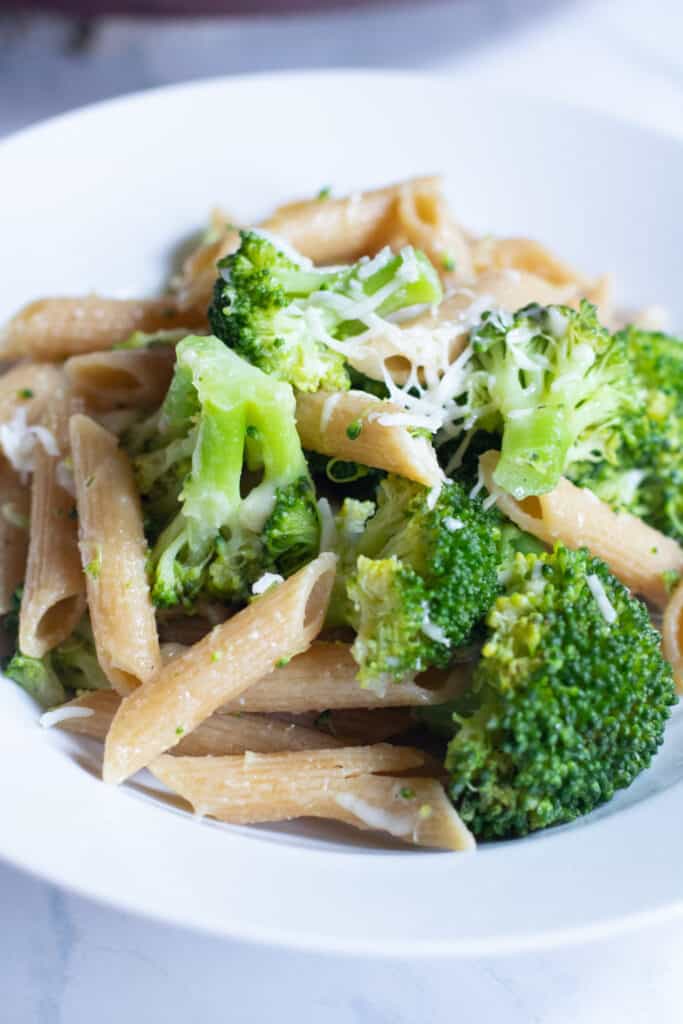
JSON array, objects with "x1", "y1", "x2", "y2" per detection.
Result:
[{"x1": 1, "y1": 71, "x2": 682, "y2": 956}]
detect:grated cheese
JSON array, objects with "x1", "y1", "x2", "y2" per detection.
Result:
[
  {"x1": 421, "y1": 604, "x2": 451, "y2": 646},
  {"x1": 586, "y1": 573, "x2": 618, "y2": 624},
  {"x1": 319, "y1": 393, "x2": 342, "y2": 433},
  {"x1": 317, "y1": 497, "x2": 338, "y2": 554},
  {"x1": 0, "y1": 408, "x2": 59, "y2": 481},
  {"x1": 444, "y1": 516, "x2": 464, "y2": 532},
  {"x1": 40, "y1": 706, "x2": 94, "y2": 729},
  {"x1": 334, "y1": 792, "x2": 414, "y2": 838},
  {"x1": 251, "y1": 572, "x2": 284, "y2": 596}
]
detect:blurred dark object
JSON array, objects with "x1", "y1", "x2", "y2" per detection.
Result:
[{"x1": 2, "y1": 0, "x2": 418, "y2": 14}]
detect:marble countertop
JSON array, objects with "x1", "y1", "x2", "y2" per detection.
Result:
[{"x1": 2, "y1": 1, "x2": 683, "y2": 1020}]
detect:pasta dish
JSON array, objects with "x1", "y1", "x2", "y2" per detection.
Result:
[{"x1": 1, "y1": 176, "x2": 681, "y2": 851}]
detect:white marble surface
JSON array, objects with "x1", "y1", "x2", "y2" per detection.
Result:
[{"x1": 2, "y1": 1, "x2": 683, "y2": 1020}]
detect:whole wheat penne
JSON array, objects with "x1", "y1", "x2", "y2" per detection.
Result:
[
  {"x1": 382, "y1": 179, "x2": 474, "y2": 283},
  {"x1": 662, "y1": 578, "x2": 683, "y2": 693},
  {"x1": 296, "y1": 390, "x2": 443, "y2": 488},
  {"x1": 261, "y1": 176, "x2": 444, "y2": 265},
  {"x1": 0, "y1": 363, "x2": 63, "y2": 425},
  {"x1": 70, "y1": 414, "x2": 160, "y2": 694},
  {"x1": 149, "y1": 748, "x2": 474, "y2": 850},
  {"x1": 103, "y1": 553, "x2": 337, "y2": 784},
  {"x1": 480, "y1": 450, "x2": 683, "y2": 608},
  {"x1": 312, "y1": 707, "x2": 416, "y2": 744},
  {"x1": 52, "y1": 690, "x2": 348, "y2": 754},
  {"x1": 172, "y1": 214, "x2": 240, "y2": 312},
  {"x1": 225, "y1": 642, "x2": 470, "y2": 713},
  {"x1": 19, "y1": 385, "x2": 86, "y2": 656},
  {"x1": 0, "y1": 296, "x2": 206, "y2": 361},
  {"x1": 65, "y1": 348, "x2": 176, "y2": 411},
  {"x1": 0, "y1": 458, "x2": 30, "y2": 614}
]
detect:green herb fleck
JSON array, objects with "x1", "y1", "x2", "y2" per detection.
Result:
[
  {"x1": 663, "y1": 569, "x2": 681, "y2": 595},
  {"x1": 317, "y1": 186, "x2": 332, "y2": 200},
  {"x1": 346, "y1": 419, "x2": 362, "y2": 440},
  {"x1": 85, "y1": 476, "x2": 95, "y2": 489},
  {"x1": 418, "y1": 804, "x2": 433, "y2": 820},
  {"x1": 211, "y1": 650, "x2": 223, "y2": 663},
  {"x1": 275, "y1": 656, "x2": 291, "y2": 668},
  {"x1": 17, "y1": 388, "x2": 34, "y2": 400},
  {"x1": 399, "y1": 786, "x2": 416, "y2": 800},
  {"x1": 441, "y1": 254, "x2": 456, "y2": 272},
  {"x1": 84, "y1": 546, "x2": 102, "y2": 580},
  {"x1": 175, "y1": 725, "x2": 185, "y2": 736}
]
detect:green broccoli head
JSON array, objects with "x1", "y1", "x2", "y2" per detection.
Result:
[
  {"x1": 345, "y1": 476, "x2": 501, "y2": 686},
  {"x1": 454, "y1": 301, "x2": 634, "y2": 499},
  {"x1": 568, "y1": 327, "x2": 683, "y2": 542},
  {"x1": 5, "y1": 616, "x2": 110, "y2": 709},
  {"x1": 446, "y1": 545, "x2": 676, "y2": 839},
  {"x1": 125, "y1": 335, "x2": 320, "y2": 609},
  {"x1": 208, "y1": 230, "x2": 442, "y2": 393}
]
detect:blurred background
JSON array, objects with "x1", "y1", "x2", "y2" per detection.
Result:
[{"x1": 1, "y1": 0, "x2": 682, "y2": 140}]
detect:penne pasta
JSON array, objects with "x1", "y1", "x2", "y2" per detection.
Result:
[
  {"x1": 103, "y1": 553, "x2": 337, "y2": 784},
  {"x1": 172, "y1": 213, "x2": 240, "y2": 312},
  {"x1": 225, "y1": 643, "x2": 470, "y2": 713},
  {"x1": 0, "y1": 296, "x2": 206, "y2": 362},
  {"x1": 262, "y1": 176, "x2": 445, "y2": 265},
  {"x1": 480, "y1": 450, "x2": 683, "y2": 608},
  {"x1": 0, "y1": 458, "x2": 30, "y2": 614},
  {"x1": 19, "y1": 384, "x2": 86, "y2": 657},
  {"x1": 52, "y1": 690, "x2": 347, "y2": 754},
  {"x1": 149, "y1": 747, "x2": 474, "y2": 850},
  {"x1": 295, "y1": 390, "x2": 444, "y2": 488},
  {"x1": 70, "y1": 414, "x2": 161, "y2": 694},
  {"x1": 65, "y1": 348, "x2": 177, "y2": 411},
  {"x1": 662, "y1": 578, "x2": 683, "y2": 694},
  {"x1": 0, "y1": 362, "x2": 63, "y2": 426}
]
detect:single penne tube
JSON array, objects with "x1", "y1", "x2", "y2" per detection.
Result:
[
  {"x1": 312, "y1": 707, "x2": 415, "y2": 744},
  {"x1": 103, "y1": 553, "x2": 337, "y2": 784},
  {"x1": 51, "y1": 690, "x2": 347, "y2": 754},
  {"x1": 65, "y1": 348, "x2": 176, "y2": 411},
  {"x1": 261, "y1": 176, "x2": 444, "y2": 265},
  {"x1": 0, "y1": 362, "x2": 63, "y2": 426},
  {"x1": 480, "y1": 450, "x2": 683, "y2": 608},
  {"x1": 0, "y1": 296, "x2": 206, "y2": 361},
  {"x1": 149, "y1": 748, "x2": 474, "y2": 850},
  {"x1": 70, "y1": 414, "x2": 161, "y2": 694},
  {"x1": 225, "y1": 643, "x2": 469, "y2": 713},
  {"x1": 19, "y1": 386, "x2": 86, "y2": 656},
  {"x1": 381, "y1": 179, "x2": 474, "y2": 283},
  {"x1": 662, "y1": 579, "x2": 683, "y2": 694},
  {"x1": 0, "y1": 458, "x2": 30, "y2": 614},
  {"x1": 295, "y1": 390, "x2": 443, "y2": 488}
]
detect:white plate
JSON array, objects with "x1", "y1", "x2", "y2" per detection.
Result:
[{"x1": 1, "y1": 71, "x2": 682, "y2": 957}]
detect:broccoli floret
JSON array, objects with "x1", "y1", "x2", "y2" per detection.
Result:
[
  {"x1": 5, "y1": 617, "x2": 110, "y2": 709},
  {"x1": 342, "y1": 476, "x2": 500, "y2": 686},
  {"x1": 208, "y1": 231, "x2": 442, "y2": 393},
  {"x1": 568, "y1": 327, "x2": 683, "y2": 541},
  {"x1": 445, "y1": 545, "x2": 676, "y2": 839},
  {"x1": 126, "y1": 335, "x2": 320, "y2": 609},
  {"x1": 449, "y1": 302, "x2": 634, "y2": 499}
]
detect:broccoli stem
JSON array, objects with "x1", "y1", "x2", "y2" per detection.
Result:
[{"x1": 494, "y1": 407, "x2": 572, "y2": 498}]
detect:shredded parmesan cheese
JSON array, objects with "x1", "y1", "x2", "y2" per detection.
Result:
[
  {"x1": 0, "y1": 409, "x2": 59, "y2": 481},
  {"x1": 586, "y1": 573, "x2": 617, "y2": 624},
  {"x1": 421, "y1": 604, "x2": 451, "y2": 647},
  {"x1": 251, "y1": 572, "x2": 285, "y2": 596},
  {"x1": 334, "y1": 792, "x2": 414, "y2": 838},
  {"x1": 40, "y1": 706, "x2": 94, "y2": 729}
]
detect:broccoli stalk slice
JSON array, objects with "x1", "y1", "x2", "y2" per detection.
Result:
[{"x1": 130, "y1": 335, "x2": 319, "y2": 609}]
